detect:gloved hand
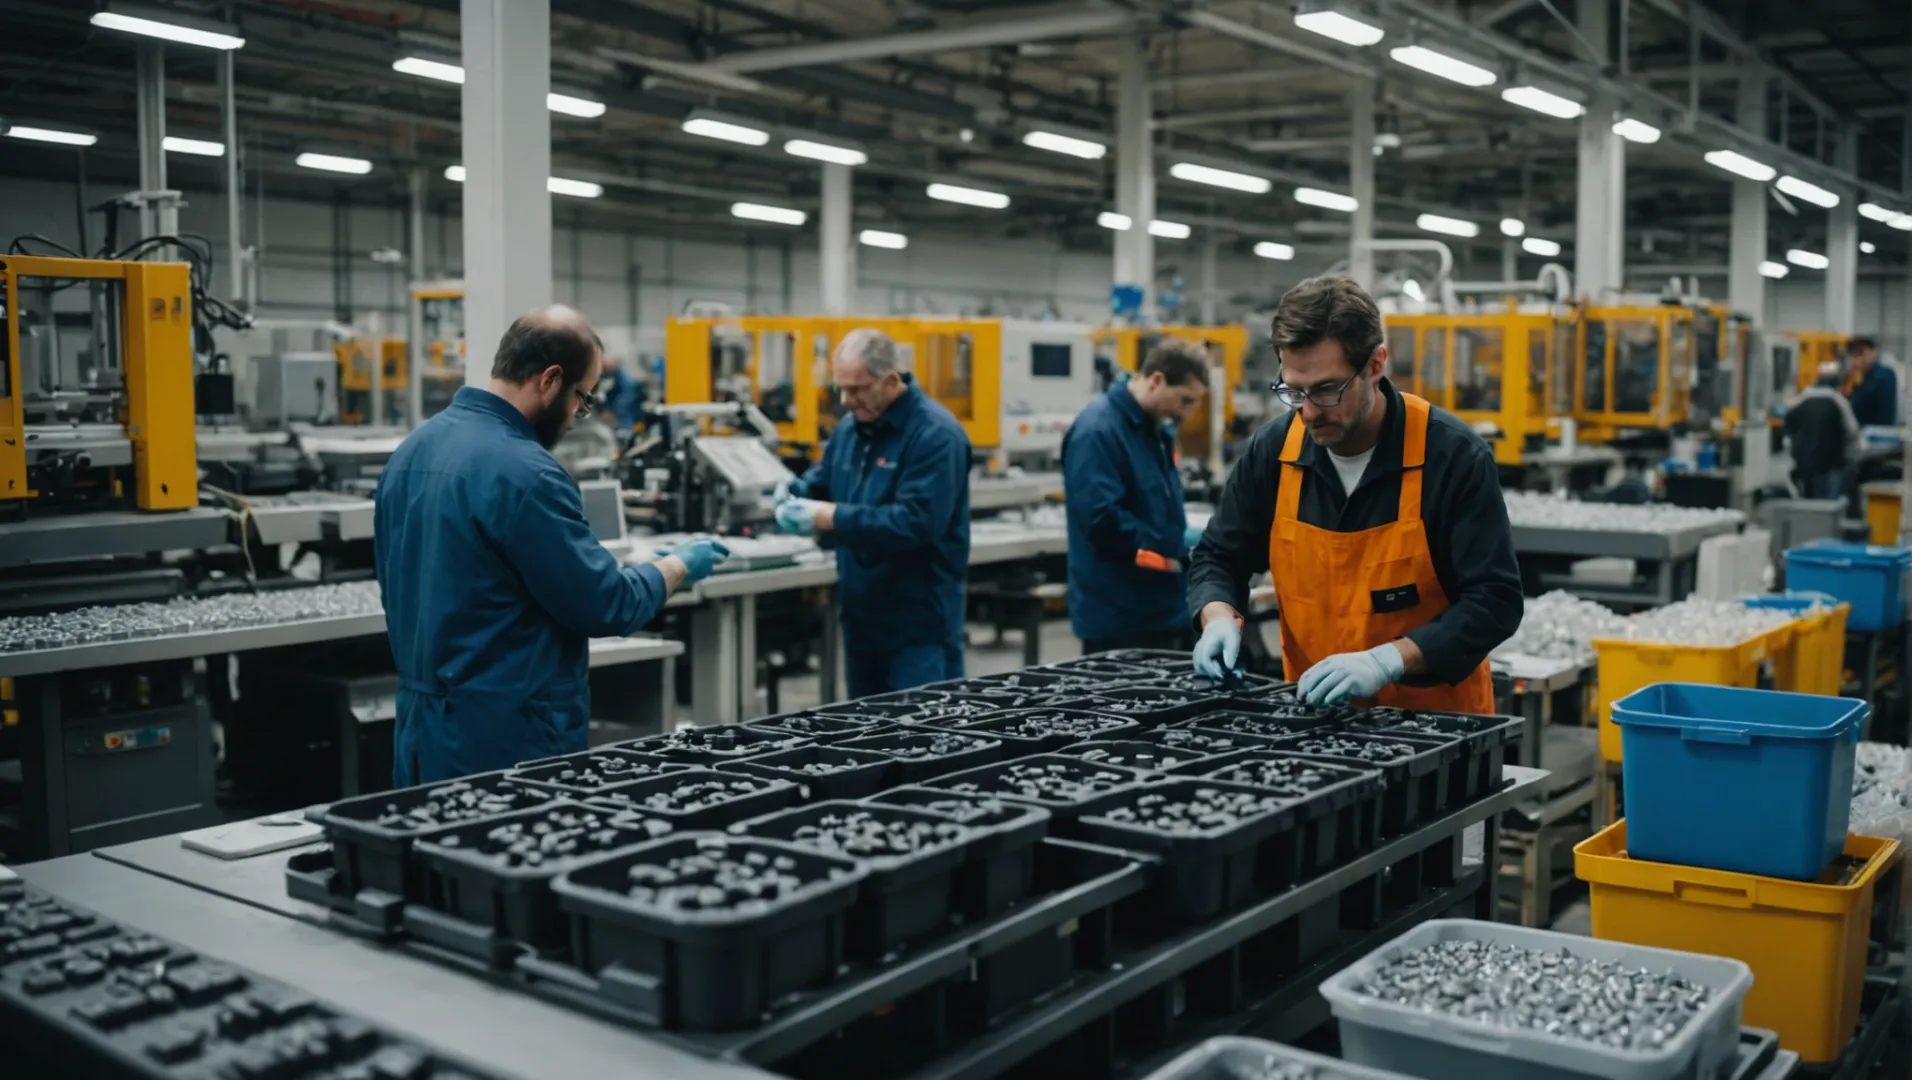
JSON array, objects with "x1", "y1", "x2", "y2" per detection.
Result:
[
  {"x1": 662, "y1": 539, "x2": 731, "y2": 584},
  {"x1": 1298, "y1": 643, "x2": 1406, "y2": 706},
  {"x1": 775, "y1": 499, "x2": 819, "y2": 535},
  {"x1": 772, "y1": 475, "x2": 809, "y2": 505},
  {"x1": 1192, "y1": 618, "x2": 1243, "y2": 679},
  {"x1": 1183, "y1": 524, "x2": 1205, "y2": 553}
]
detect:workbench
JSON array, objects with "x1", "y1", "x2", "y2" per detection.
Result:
[{"x1": 1512, "y1": 517, "x2": 1743, "y2": 608}]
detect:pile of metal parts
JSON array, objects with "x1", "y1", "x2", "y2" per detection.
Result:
[
  {"x1": 1493, "y1": 590, "x2": 1632, "y2": 663},
  {"x1": 0, "y1": 582, "x2": 382, "y2": 653},
  {"x1": 1502, "y1": 492, "x2": 1745, "y2": 534}
]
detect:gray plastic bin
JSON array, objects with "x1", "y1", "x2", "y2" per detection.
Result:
[
  {"x1": 1319, "y1": 920, "x2": 1752, "y2": 1080},
  {"x1": 1143, "y1": 1037, "x2": 1419, "y2": 1079}
]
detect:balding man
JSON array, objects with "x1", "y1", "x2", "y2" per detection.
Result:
[
  {"x1": 375, "y1": 306, "x2": 728, "y2": 784},
  {"x1": 776, "y1": 328, "x2": 973, "y2": 696}
]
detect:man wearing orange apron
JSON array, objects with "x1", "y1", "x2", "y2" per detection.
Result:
[{"x1": 1189, "y1": 276, "x2": 1521, "y2": 711}]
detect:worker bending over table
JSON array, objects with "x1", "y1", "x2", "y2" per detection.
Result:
[
  {"x1": 1189, "y1": 276, "x2": 1522, "y2": 710},
  {"x1": 375, "y1": 305, "x2": 728, "y2": 785},
  {"x1": 1062, "y1": 338, "x2": 1210, "y2": 654},
  {"x1": 776, "y1": 328, "x2": 974, "y2": 696}
]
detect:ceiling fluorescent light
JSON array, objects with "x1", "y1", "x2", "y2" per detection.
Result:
[
  {"x1": 1758, "y1": 260, "x2": 1789, "y2": 278},
  {"x1": 546, "y1": 92, "x2": 606, "y2": 119},
  {"x1": 1170, "y1": 162, "x2": 1273, "y2": 194},
  {"x1": 444, "y1": 165, "x2": 466, "y2": 182},
  {"x1": 1389, "y1": 45, "x2": 1496, "y2": 88},
  {"x1": 5, "y1": 125, "x2": 99, "y2": 147},
  {"x1": 731, "y1": 202, "x2": 807, "y2": 226},
  {"x1": 859, "y1": 229, "x2": 907, "y2": 250},
  {"x1": 1858, "y1": 202, "x2": 1898, "y2": 223},
  {"x1": 1893, "y1": 215, "x2": 1912, "y2": 232},
  {"x1": 91, "y1": 7, "x2": 244, "y2": 50},
  {"x1": 926, "y1": 183, "x2": 1010, "y2": 209},
  {"x1": 1861, "y1": 241, "x2": 1877, "y2": 255},
  {"x1": 1705, "y1": 149, "x2": 1776, "y2": 183},
  {"x1": 1022, "y1": 130, "x2": 1106, "y2": 160},
  {"x1": 1401, "y1": 280, "x2": 1427, "y2": 302},
  {"x1": 1499, "y1": 218, "x2": 1525, "y2": 237},
  {"x1": 296, "y1": 152, "x2": 372, "y2": 175},
  {"x1": 1295, "y1": 187, "x2": 1359, "y2": 212},
  {"x1": 1775, "y1": 175, "x2": 1839, "y2": 209},
  {"x1": 1521, "y1": 237, "x2": 1562, "y2": 257},
  {"x1": 1417, "y1": 213, "x2": 1479, "y2": 238},
  {"x1": 1294, "y1": 8, "x2": 1385, "y2": 47},
  {"x1": 1501, "y1": 85, "x2": 1583, "y2": 119},
  {"x1": 1148, "y1": 219, "x2": 1192, "y2": 240},
  {"x1": 1612, "y1": 118, "x2": 1663, "y2": 144},
  {"x1": 1097, "y1": 212, "x2": 1133, "y2": 231},
  {"x1": 546, "y1": 177, "x2": 602, "y2": 199},
  {"x1": 163, "y1": 136, "x2": 224, "y2": 157},
  {"x1": 393, "y1": 56, "x2": 465, "y2": 83},
  {"x1": 784, "y1": 139, "x2": 868, "y2": 167},
  {"x1": 1785, "y1": 248, "x2": 1830, "y2": 270},
  {"x1": 681, "y1": 115, "x2": 770, "y2": 147},
  {"x1": 1254, "y1": 241, "x2": 1295, "y2": 261}
]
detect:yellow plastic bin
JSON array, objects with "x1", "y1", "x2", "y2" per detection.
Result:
[
  {"x1": 1751, "y1": 601, "x2": 1850, "y2": 698},
  {"x1": 1574, "y1": 820, "x2": 1902, "y2": 1063},
  {"x1": 1590, "y1": 634, "x2": 1769, "y2": 762},
  {"x1": 1864, "y1": 482, "x2": 1900, "y2": 547}
]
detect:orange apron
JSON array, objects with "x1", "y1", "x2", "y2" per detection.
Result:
[{"x1": 1268, "y1": 392, "x2": 1495, "y2": 714}]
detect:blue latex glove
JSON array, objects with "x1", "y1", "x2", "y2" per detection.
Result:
[
  {"x1": 1299, "y1": 643, "x2": 1406, "y2": 706},
  {"x1": 772, "y1": 475, "x2": 809, "y2": 505},
  {"x1": 775, "y1": 499, "x2": 819, "y2": 535},
  {"x1": 1192, "y1": 618, "x2": 1243, "y2": 679},
  {"x1": 661, "y1": 539, "x2": 731, "y2": 584},
  {"x1": 1183, "y1": 524, "x2": 1205, "y2": 553}
]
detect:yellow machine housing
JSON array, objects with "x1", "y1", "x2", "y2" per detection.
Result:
[
  {"x1": 1572, "y1": 304, "x2": 1729, "y2": 439},
  {"x1": 410, "y1": 282, "x2": 466, "y2": 423},
  {"x1": 0, "y1": 254, "x2": 197, "y2": 510},
  {"x1": 1789, "y1": 329, "x2": 1851, "y2": 393},
  {"x1": 334, "y1": 337, "x2": 406, "y2": 424},
  {"x1": 1382, "y1": 304, "x2": 1573, "y2": 466},
  {"x1": 1091, "y1": 324, "x2": 1248, "y2": 461}
]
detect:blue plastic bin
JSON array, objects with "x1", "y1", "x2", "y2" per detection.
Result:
[
  {"x1": 1783, "y1": 541, "x2": 1910, "y2": 631},
  {"x1": 1612, "y1": 683, "x2": 1865, "y2": 881}
]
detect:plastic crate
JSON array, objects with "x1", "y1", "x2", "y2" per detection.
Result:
[
  {"x1": 928, "y1": 670, "x2": 1109, "y2": 698},
  {"x1": 835, "y1": 728, "x2": 1004, "y2": 784},
  {"x1": 1612, "y1": 683, "x2": 1865, "y2": 880},
  {"x1": 1742, "y1": 593, "x2": 1851, "y2": 697},
  {"x1": 1783, "y1": 540, "x2": 1911, "y2": 632},
  {"x1": 585, "y1": 767, "x2": 800, "y2": 829},
  {"x1": 1184, "y1": 705, "x2": 1346, "y2": 738},
  {"x1": 1143, "y1": 1037, "x2": 1421, "y2": 1080},
  {"x1": 729, "y1": 800, "x2": 978, "y2": 959},
  {"x1": 1343, "y1": 709, "x2": 1522, "y2": 805},
  {"x1": 507, "y1": 749, "x2": 689, "y2": 794},
  {"x1": 745, "y1": 711, "x2": 891, "y2": 742},
  {"x1": 1253, "y1": 730, "x2": 1453, "y2": 835},
  {"x1": 1320, "y1": 919, "x2": 1752, "y2": 1080},
  {"x1": 1575, "y1": 821, "x2": 1903, "y2": 1064},
  {"x1": 715, "y1": 744, "x2": 897, "y2": 802},
  {"x1": 925, "y1": 754, "x2": 1154, "y2": 827},
  {"x1": 626, "y1": 723, "x2": 812, "y2": 762},
  {"x1": 550, "y1": 834, "x2": 865, "y2": 1032},
  {"x1": 318, "y1": 771, "x2": 557, "y2": 902},
  {"x1": 936, "y1": 708, "x2": 1143, "y2": 751},
  {"x1": 1049, "y1": 738, "x2": 1220, "y2": 773},
  {"x1": 1074, "y1": 777, "x2": 1301, "y2": 924},
  {"x1": 1038, "y1": 657, "x2": 1166, "y2": 682},
  {"x1": 1081, "y1": 648, "x2": 1192, "y2": 673},
  {"x1": 1194, "y1": 750, "x2": 1385, "y2": 871},
  {"x1": 823, "y1": 695, "x2": 1007, "y2": 725},
  {"x1": 1590, "y1": 633, "x2": 1770, "y2": 763},
  {"x1": 1056, "y1": 687, "x2": 1223, "y2": 727},
  {"x1": 865, "y1": 787, "x2": 1050, "y2": 919},
  {"x1": 1863, "y1": 484, "x2": 1899, "y2": 547}
]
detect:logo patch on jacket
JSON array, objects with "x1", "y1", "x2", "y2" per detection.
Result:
[{"x1": 1371, "y1": 583, "x2": 1420, "y2": 613}]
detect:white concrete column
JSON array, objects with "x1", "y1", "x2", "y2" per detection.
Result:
[
  {"x1": 819, "y1": 163, "x2": 853, "y2": 316},
  {"x1": 1824, "y1": 129, "x2": 1859, "y2": 334},
  {"x1": 1727, "y1": 71, "x2": 1770, "y2": 317},
  {"x1": 1200, "y1": 237, "x2": 1218, "y2": 324},
  {"x1": 1502, "y1": 237, "x2": 1519, "y2": 281},
  {"x1": 221, "y1": 46, "x2": 243, "y2": 303},
  {"x1": 1348, "y1": 81, "x2": 1376, "y2": 289},
  {"x1": 1114, "y1": 32, "x2": 1154, "y2": 313},
  {"x1": 1573, "y1": 1, "x2": 1624, "y2": 300},
  {"x1": 136, "y1": 42, "x2": 167, "y2": 240},
  {"x1": 461, "y1": 0, "x2": 553, "y2": 384}
]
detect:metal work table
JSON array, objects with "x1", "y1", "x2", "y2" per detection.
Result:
[
  {"x1": 1513, "y1": 517, "x2": 1743, "y2": 607},
  {"x1": 1490, "y1": 652, "x2": 1592, "y2": 770},
  {"x1": 0, "y1": 507, "x2": 233, "y2": 569}
]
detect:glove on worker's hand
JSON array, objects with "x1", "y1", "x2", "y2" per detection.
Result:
[
  {"x1": 1183, "y1": 524, "x2": 1205, "y2": 554},
  {"x1": 775, "y1": 499, "x2": 820, "y2": 535},
  {"x1": 772, "y1": 476, "x2": 809, "y2": 505},
  {"x1": 1192, "y1": 618, "x2": 1243, "y2": 679},
  {"x1": 1298, "y1": 643, "x2": 1405, "y2": 706},
  {"x1": 662, "y1": 539, "x2": 731, "y2": 584}
]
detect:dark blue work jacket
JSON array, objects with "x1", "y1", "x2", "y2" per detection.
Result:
[
  {"x1": 1061, "y1": 383, "x2": 1189, "y2": 639},
  {"x1": 1850, "y1": 363, "x2": 1899, "y2": 428},
  {"x1": 801, "y1": 377, "x2": 971, "y2": 649},
  {"x1": 374, "y1": 387, "x2": 669, "y2": 785}
]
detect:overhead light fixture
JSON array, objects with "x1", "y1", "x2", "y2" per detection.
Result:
[
  {"x1": 1775, "y1": 175, "x2": 1839, "y2": 209},
  {"x1": 1148, "y1": 219, "x2": 1192, "y2": 240},
  {"x1": 163, "y1": 136, "x2": 224, "y2": 157},
  {"x1": 1254, "y1": 241, "x2": 1295, "y2": 261},
  {"x1": 926, "y1": 182, "x2": 1009, "y2": 209},
  {"x1": 1785, "y1": 248, "x2": 1830, "y2": 270},
  {"x1": 444, "y1": 165, "x2": 465, "y2": 182},
  {"x1": 1521, "y1": 236, "x2": 1562, "y2": 257},
  {"x1": 1169, "y1": 162, "x2": 1272, "y2": 194},
  {"x1": 1758, "y1": 260, "x2": 1789, "y2": 278},
  {"x1": 1022, "y1": 130, "x2": 1106, "y2": 160},
  {"x1": 1501, "y1": 85, "x2": 1584, "y2": 119},
  {"x1": 1499, "y1": 218, "x2": 1525, "y2": 237},
  {"x1": 1858, "y1": 202, "x2": 1899, "y2": 223},
  {"x1": 1861, "y1": 241, "x2": 1877, "y2": 255},
  {"x1": 731, "y1": 202, "x2": 807, "y2": 226},
  {"x1": 1612, "y1": 118, "x2": 1663, "y2": 144},
  {"x1": 1295, "y1": 187, "x2": 1359, "y2": 212},
  {"x1": 681, "y1": 113, "x2": 770, "y2": 147},
  {"x1": 296, "y1": 152, "x2": 372, "y2": 175},
  {"x1": 91, "y1": 5, "x2": 244, "y2": 50},
  {"x1": 1402, "y1": 280, "x2": 1427, "y2": 302},
  {"x1": 442, "y1": 165, "x2": 602, "y2": 198},
  {"x1": 1893, "y1": 215, "x2": 1912, "y2": 232},
  {"x1": 1293, "y1": 4, "x2": 1385, "y2": 47},
  {"x1": 1417, "y1": 213, "x2": 1479, "y2": 238},
  {"x1": 1705, "y1": 149, "x2": 1777, "y2": 183},
  {"x1": 5, "y1": 125, "x2": 99, "y2": 147},
  {"x1": 859, "y1": 229, "x2": 907, "y2": 250},
  {"x1": 392, "y1": 56, "x2": 465, "y2": 83},
  {"x1": 784, "y1": 138, "x2": 868, "y2": 167},
  {"x1": 1388, "y1": 44, "x2": 1496, "y2": 88},
  {"x1": 546, "y1": 92, "x2": 606, "y2": 119},
  {"x1": 1097, "y1": 211, "x2": 1133, "y2": 231}
]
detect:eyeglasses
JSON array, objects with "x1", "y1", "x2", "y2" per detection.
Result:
[
  {"x1": 573, "y1": 384, "x2": 602, "y2": 418},
  {"x1": 1272, "y1": 368, "x2": 1361, "y2": 409}
]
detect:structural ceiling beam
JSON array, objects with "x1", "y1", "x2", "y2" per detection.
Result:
[{"x1": 696, "y1": 5, "x2": 1135, "y2": 73}]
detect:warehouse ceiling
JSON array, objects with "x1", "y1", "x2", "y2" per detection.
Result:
[{"x1": 1, "y1": 0, "x2": 1908, "y2": 276}]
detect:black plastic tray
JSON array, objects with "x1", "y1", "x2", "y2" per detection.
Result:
[
  {"x1": 836, "y1": 729, "x2": 1005, "y2": 785},
  {"x1": 1077, "y1": 648, "x2": 1191, "y2": 672},
  {"x1": 549, "y1": 834, "x2": 866, "y2": 1032},
  {"x1": 1108, "y1": 725, "x2": 1304, "y2": 762},
  {"x1": 716, "y1": 744, "x2": 898, "y2": 802},
  {"x1": 1252, "y1": 730, "x2": 1454, "y2": 834},
  {"x1": 316, "y1": 771, "x2": 557, "y2": 905},
  {"x1": 1148, "y1": 671, "x2": 1290, "y2": 699},
  {"x1": 934, "y1": 709, "x2": 1143, "y2": 752},
  {"x1": 1048, "y1": 738, "x2": 1217, "y2": 773},
  {"x1": 744, "y1": 712, "x2": 892, "y2": 742},
  {"x1": 1342, "y1": 708, "x2": 1522, "y2": 805},
  {"x1": 620, "y1": 724, "x2": 813, "y2": 762},
  {"x1": 1053, "y1": 687, "x2": 1221, "y2": 727},
  {"x1": 821, "y1": 696, "x2": 1008, "y2": 726},
  {"x1": 924, "y1": 755, "x2": 1155, "y2": 827},
  {"x1": 1184, "y1": 704, "x2": 1346, "y2": 734},
  {"x1": 728, "y1": 800, "x2": 979, "y2": 959},
  {"x1": 1190, "y1": 750, "x2": 1386, "y2": 872},
  {"x1": 1073, "y1": 778, "x2": 1301, "y2": 925},
  {"x1": 864, "y1": 787, "x2": 1053, "y2": 921},
  {"x1": 584, "y1": 768, "x2": 800, "y2": 829},
  {"x1": 1037, "y1": 657, "x2": 1166, "y2": 682},
  {"x1": 507, "y1": 749, "x2": 690, "y2": 794},
  {"x1": 927, "y1": 671, "x2": 1107, "y2": 699}
]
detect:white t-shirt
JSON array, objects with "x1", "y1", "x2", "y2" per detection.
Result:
[{"x1": 1326, "y1": 444, "x2": 1375, "y2": 498}]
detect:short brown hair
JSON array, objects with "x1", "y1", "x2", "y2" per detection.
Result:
[
  {"x1": 1272, "y1": 275, "x2": 1383, "y2": 371},
  {"x1": 1139, "y1": 338, "x2": 1210, "y2": 387}
]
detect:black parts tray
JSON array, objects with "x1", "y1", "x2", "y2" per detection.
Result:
[
  {"x1": 1191, "y1": 750, "x2": 1386, "y2": 872},
  {"x1": 728, "y1": 801, "x2": 979, "y2": 960},
  {"x1": 1037, "y1": 657, "x2": 1166, "y2": 682},
  {"x1": 927, "y1": 671, "x2": 1112, "y2": 701},
  {"x1": 820, "y1": 696, "x2": 1007, "y2": 726},
  {"x1": 744, "y1": 711, "x2": 892, "y2": 742},
  {"x1": 1076, "y1": 648, "x2": 1191, "y2": 672},
  {"x1": 1054, "y1": 688, "x2": 1221, "y2": 727},
  {"x1": 549, "y1": 833, "x2": 867, "y2": 1032},
  {"x1": 1180, "y1": 709, "x2": 1344, "y2": 743},
  {"x1": 836, "y1": 729, "x2": 1005, "y2": 785},
  {"x1": 315, "y1": 770, "x2": 557, "y2": 906},
  {"x1": 1342, "y1": 709, "x2": 1523, "y2": 804},
  {"x1": 864, "y1": 787, "x2": 1052, "y2": 920},
  {"x1": 406, "y1": 801, "x2": 674, "y2": 963},
  {"x1": 1253, "y1": 730, "x2": 1457, "y2": 835},
  {"x1": 934, "y1": 709, "x2": 1144, "y2": 752},
  {"x1": 1073, "y1": 778, "x2": 1302, "y2": 925},
  {"x1": 584, "y1": 768, "x2": 800, "y2": 830},
  {"x1": 506, "y1": 749, "x2": 689, "y2": 794},
  {"x1": 621, "y1": 724, "x2": 813, "y2": 762},
  {"x1": 715, "y1": 744, "x2": 898, "y2": 802},
  {"x1": 924, "y1": 754, "x2": 1155, "y2": 825},
  {"x1": 1149, "y1": 671, "x2": 1291, "y2": 699},
  {"x1": 1049, "y1": 738, "x2": 1223, "y2": 774},
  {"x1": 1106, "y1": 725, "x2": 1305, "y2": 762}
]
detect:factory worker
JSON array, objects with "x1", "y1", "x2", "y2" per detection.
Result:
[
  {"x1": 1785, "y1": 361, "x2": 1860, "y2": 500},
  {"x1": 1062, "y1": 337, "x2": 1210, "y2": 654},
  {"x1": 375, "y1": 306, "x2": 728, "y2": 785},
  {"x1": 775, "y1": 328, "x2": 973, "y2": 697},
  {"x1": 1188, "y1": 276, "x2": 1522, "y2": 710},
  {"x1": 1845, "y1": 336, "x2": 1901, "y2": 428}
]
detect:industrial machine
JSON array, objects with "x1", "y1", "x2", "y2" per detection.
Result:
[
  {"x1": 620, "y1": 401, "x2": 794, "y2": 535},
  {"x1": 408, "y1": 280, "x2": 465, "y2": 426},
  {"x1": 334, "y1": 337, "x2": 406, "y2": 426},
  {"x1": 664, "y1": 314, "x2": 832, "y2": 451},
  {"x1": 1383, "y1": 303, "x2": 1575, "y2": 466},
  {"x1": 1790, "y1": 329, "x2": 1850, "y2": 393},
  {"x1": 1572, "y1": 301, "x2": 1742, "y2": 440}
]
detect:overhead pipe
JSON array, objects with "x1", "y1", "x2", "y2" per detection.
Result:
[{"x1": 696, "y1": 6, "x2": 1135, "y2": 73}]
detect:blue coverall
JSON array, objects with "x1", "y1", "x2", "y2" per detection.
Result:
[
  {"x1": 1850, "y1": 362, "x2": 1899, "y2": 428},
  {"x1": 799, "y1": 377, "x2": 972, "y2": 697},
  {"x1": 603, "y1": 367, "x2": 647, "y2": 429},
  {"x1": 374, "y1": 387, "x2": 670, "y2": 785},
  {"x1": 1061, "y1": 383, "x2": 1191, "y2": 648}
]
